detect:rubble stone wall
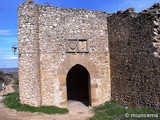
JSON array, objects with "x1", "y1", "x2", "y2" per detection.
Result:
[
  {"x1": 18, "y1": 1, "x2": 41, "y2": 107},
  {"x1": 18, "y1": 0, "x2": 160, "y2": 109},
  {"x1": 18, "y1": 1, "x2": 111, "y2": 107},
  {"x1": 108, "y1": 4, "x2": 160, "y2": 110}
]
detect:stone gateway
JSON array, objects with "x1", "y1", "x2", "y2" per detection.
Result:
[{"x1": 18, "y1": 0, "x2": 160, "y2": 110}]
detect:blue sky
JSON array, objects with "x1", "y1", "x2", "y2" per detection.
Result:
[{"x1": 0, "y1": 0, "x2": 159, "y2": 68}]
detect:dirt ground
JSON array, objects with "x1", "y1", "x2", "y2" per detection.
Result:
[{"x1": 0, "y1": 79, "x2": 94, "y2": 120}]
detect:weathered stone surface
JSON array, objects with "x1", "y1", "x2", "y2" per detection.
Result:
[
  {"x1": 18, "y1": 1, "x2": 160, "y2": 110},
  {"x1": 18, "y1": 1, "x2": 41, "y2": 107},
  {"x1": 18, "y1": 1, "x2": 110, "y2": 108},
  {"x1": 108, "y1": 4, "x2": 160, "y2": 110}
]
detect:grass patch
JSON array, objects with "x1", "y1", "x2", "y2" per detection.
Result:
[
  {"x1": 90, "y1": 100, "x2": 160, "y2": 120},
  {"x1": 3, "y1": 92, "x2": 68, "y2": 114},
  {"x1": 12, "y1": 79, "x2": 19, "y2": 92},
  {"x1": 13, "y1": 79, "x2": 19, "y2": 86}
]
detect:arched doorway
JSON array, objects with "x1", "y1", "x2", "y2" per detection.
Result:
[{"x1": 66, "y1": 64, "x2": 91, "y2": 106}]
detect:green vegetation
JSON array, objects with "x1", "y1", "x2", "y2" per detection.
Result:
[
  {"x1": 90, "y1": 101, "x2": 160, "y2": 120},
  {"x1": 12, "y1": 79, "x2": 19, "y2": 92},
  {"x1": 13, "y1": 79, "x2": 19, "y2": 86},
  {"x1": 3, "y1": 92, "x2": 68, "y2": 114}
]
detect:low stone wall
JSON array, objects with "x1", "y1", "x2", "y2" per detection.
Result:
[{"x1": 108, "y1": 4, "x2": 160, "y2": 110}]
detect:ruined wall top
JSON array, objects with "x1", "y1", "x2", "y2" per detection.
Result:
[
  {"x1": 19, "y1": 0, "x2": 109, "y2": 18},
  {"x1": 110, "y1": 3, "x2": 160, "y2": 18},
  {"x1": 19, "y1": 1, "x2": 160, "y2": 21},
  {"x1": 19, "y1": 0, "x2": 160, "y2": 18}
]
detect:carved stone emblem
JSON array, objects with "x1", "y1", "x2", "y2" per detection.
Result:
[
  {"x1": 66, "y1": 39, "x2": 89, "y2": 53},
  {"x1": 79, "y1": 40, "x2": 87, "y2": 51},
  {"x1": 69, "y1": 41, "x2": 77, "y2": 50}
]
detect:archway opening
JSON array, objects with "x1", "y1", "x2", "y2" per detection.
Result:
[{"x1": 67, "y1": 64, "x2": 91, "y2": 106}]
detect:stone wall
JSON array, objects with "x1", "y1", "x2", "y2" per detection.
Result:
[
  {"x1": 18, "y1": 0, "x2": 160, "y2": 109},
  {"x1": 18, "y1": 1, "x2": 111, "y2": 107},
  {"x1": 18, "y1": 1, "x2": 41, "y2": 106},
  {"x1": 108, "y1": 4, "x2": 160, "y2": 110}
]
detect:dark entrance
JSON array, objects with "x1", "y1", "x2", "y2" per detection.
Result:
[{"x1": 67, "y1": 64, "x2": 91, "y2": 106}]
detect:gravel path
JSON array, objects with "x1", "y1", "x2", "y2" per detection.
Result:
[{"x1": 0, "y1": 79, "x2": 94, "y2": 120}]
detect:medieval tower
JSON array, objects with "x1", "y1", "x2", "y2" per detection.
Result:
[{"x1": 18, "y1": 0, "x2": 160, "y2": 109}]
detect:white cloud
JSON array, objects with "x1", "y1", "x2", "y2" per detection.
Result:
[
  {"x1": 9, "y1": 56, "x2": 18, "y2": 60},
  {"x1": 0, "y1": 30, "x2": 12, "y2": 35},
  {"x1": 98, "y1": 0, "x2": 160, "y2": 13},
  {"x1": 121, "y1": 0, "x2": 160, "y2": 12},
  {"x1": 4, "y1": 56, "x2": 18, "y2": 60}
]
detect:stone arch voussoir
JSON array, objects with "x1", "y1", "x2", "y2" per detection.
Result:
[{"x1": 57, "y1": 55, "x2": 100, "y2": 107}]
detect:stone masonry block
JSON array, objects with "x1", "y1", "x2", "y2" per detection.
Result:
[{"x1": 59, "y1": 76, "x2": 66, "y2": 86}]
